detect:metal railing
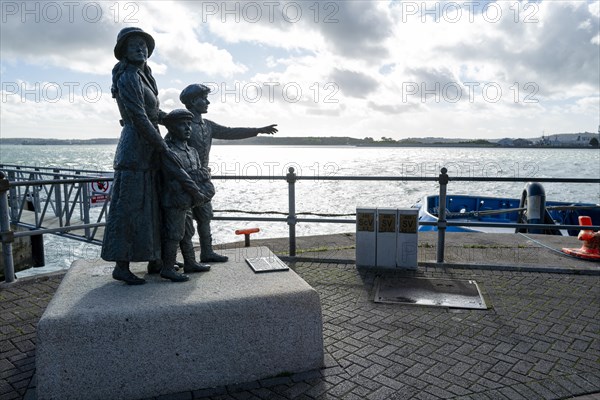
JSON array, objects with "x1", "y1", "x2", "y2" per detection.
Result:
[
  {"x1": 1, "y1": 164, "x2": 599, "y2": 283},
  {"x1": 0, "y1": 165, "x2": 111, "y2": 243}
]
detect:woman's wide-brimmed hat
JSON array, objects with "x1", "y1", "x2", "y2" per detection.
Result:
[{"x1": 114, "y1": 27, "x2": 155, "y2": 60}]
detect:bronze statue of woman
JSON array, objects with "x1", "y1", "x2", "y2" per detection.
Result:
[{"x1": 101, "y1": 27, "x2": 167, "y2": 285}]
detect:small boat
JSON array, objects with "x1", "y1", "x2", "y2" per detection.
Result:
[{"x1": 415, "y1": 192, "x2": 600, "y2": 236}]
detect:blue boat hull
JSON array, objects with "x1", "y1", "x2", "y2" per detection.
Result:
[{"x1": 415, "y1": 195, "x2": 600, "y2": 236}]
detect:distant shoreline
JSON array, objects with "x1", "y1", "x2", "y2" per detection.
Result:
[{"x1": 0, "y1": 134, "x2": 598, "y2": 149}]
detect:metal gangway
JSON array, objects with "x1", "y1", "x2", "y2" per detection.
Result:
[{"x1": 0, "y1": 164, "x2": 111, "y2": 244}]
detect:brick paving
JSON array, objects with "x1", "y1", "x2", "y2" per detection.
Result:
[
  {"x1": 1, "y1": 260, "x2": 600, "y2": 399},
  {"x1": 0, "y1": 273, "x2": 64, "y2": 400}
]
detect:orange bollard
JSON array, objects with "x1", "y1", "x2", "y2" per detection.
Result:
[
  {"x1": 235, "y1": 228, "x2": 260, "y2": 247},
  {"x1": 562, "y1": 216, "x2": 600, "y2": 261}
]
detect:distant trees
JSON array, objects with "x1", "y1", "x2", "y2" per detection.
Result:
[{"x1": 590, "y1": 137, "x2": 599, "y2": 148}]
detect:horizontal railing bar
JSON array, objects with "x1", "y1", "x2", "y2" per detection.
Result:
[
  {"x1": 448, "y1": 177, "x2": 600, "y2": 183},
  {"x1": 418, "y1": 220, "x2": 599, "y2": 230},
  {"x1": 13, "y1": 222, "x2": 106, "y2": 238},
  {"x1": 8, "y1": 177, "x2": 112, "y2": 187},
  {"x1": 0, "y1": 168, "x2": 112, "y2": 182},
  {"x1": 446, "y1": 221, "x2": 600, "y2": 230},
  {"x1": 297, "y1": 218, "x2": 355, "y2": 224},
  {"x1": 212, "y1": 175, "x2": 441, "y2": 181},
  {"x1": 213, "y1": 216, "x2": 288, "y2": 222},
  {"x1": 213, "y1": 175, "x2": 600, "y2": 183}
]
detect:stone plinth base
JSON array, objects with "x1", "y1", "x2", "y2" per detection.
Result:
[{"x1": 36, "y1": 247, "x2": 323, "y2": 400}]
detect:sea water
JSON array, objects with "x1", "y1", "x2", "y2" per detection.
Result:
[{"x1": 1, "y1": 144, "x2": 598, "y2": 276}]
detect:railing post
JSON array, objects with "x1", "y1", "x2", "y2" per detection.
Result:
[
  {"x1": 286, "y1": 167, "x2": 297, "y2": 257},
  {"x1": 436, "y1": 167, "x2": 449, "y2": 263},
  {"x1": 53, "y1": 168, "x2": 63, "y2": 221},
  {"x1": 33, "y1": 168, "x2": 42, "y2": 219},
  {"x1": 82, "y1": 180, "x2": 91, "y2": 239},
  {"x1": 7, "y1": 170, "x2": 18, "y2": 222},
  {"x1": 0, "y1": 172, "x2": 16, "y2": 283}
]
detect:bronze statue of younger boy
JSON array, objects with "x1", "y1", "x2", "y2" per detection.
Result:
[{"x1": 159, "y1": 109, "x2": 215, "y2": 282}]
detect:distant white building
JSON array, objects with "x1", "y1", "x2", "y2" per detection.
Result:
[{"x1": 538, "y1": 132, "x2": 600, "y2": 147}]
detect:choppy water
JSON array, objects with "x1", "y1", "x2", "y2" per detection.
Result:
[{"x1": 1, "y1": 144, "x2": 598, "y2": 276}]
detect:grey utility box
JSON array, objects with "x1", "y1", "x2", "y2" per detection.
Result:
[
  {"x1": 396, "y1": 208, "x2": 419, "y2": 269},
  {"x1": 376, "y1": 208, "x2": 398, "y2": 268},
  {"x1": 356, "y1": 207, "x2": 376, "y2": 267},
  {"x1": 355, "y1": 207, "x2": 419, "y2": 269}
]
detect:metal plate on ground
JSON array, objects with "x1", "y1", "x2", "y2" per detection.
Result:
[
  {"x1": 374, "y1": 277, "x2": 487, "y2": 309},
  {"x1": 246, "y1": 256, "x2": 290, "y2": 273}
]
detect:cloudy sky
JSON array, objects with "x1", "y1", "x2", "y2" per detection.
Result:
[{"x1": 1, "y1": 0, "x2": 598, "y2": 140}]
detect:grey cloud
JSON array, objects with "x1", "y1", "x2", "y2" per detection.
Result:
[
  {"x1": 330, "y1": 68, "x2": 379, "y2": 98},
  {"x1": 186, "y1": 1, "x2": 393, "y2": 60},
  {"x1": 519, "y1": 5, "x2": 599, "y2": 92},
  {"x1": 438, "y1": 3, "x2": 599, "y2": 96},
  {"x1": 399, "y1": 67, "x2": 465, "y2": 101},
  {"x1": 1, "y1": 7, "x2": 117, "y2": 69},
  {"x1": 317, "y1": 1, "x2": 392, "y2": 60}
]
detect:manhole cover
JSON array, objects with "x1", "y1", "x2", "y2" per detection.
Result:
[{"x1": 374, "y1": 277, "x2": 487, "y2": 309}]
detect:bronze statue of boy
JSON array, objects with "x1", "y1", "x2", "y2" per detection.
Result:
[
  {"x1": 179, "y1": 84, "x2": 277, "y2": 262},
  {"x1": 158, "y1": 109, "x2": 215, "y2": 282}
]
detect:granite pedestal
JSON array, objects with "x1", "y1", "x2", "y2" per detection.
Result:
[{"x1": 36, "y1": 247, "x2": 324, "y2": 400}]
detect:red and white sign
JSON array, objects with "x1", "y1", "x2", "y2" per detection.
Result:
[{"x1": 88, "y1": 174, "x2": 113, "y2": 207}]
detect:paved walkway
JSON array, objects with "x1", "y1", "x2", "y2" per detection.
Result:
[{"x1": 1, "y1": 232, "x2": 599, "y2": 399}]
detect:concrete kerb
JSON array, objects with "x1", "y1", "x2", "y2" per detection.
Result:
[{"x1": 0, "y1": 270, "x2": 67, "y2": 287}]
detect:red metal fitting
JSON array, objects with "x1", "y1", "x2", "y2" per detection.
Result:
[
  {"x1": 235, "y1": 228, "x2": 260, "y2": 247},
  {"x1": 562, "y1": 216, "x2": 600, "y2": 261}
]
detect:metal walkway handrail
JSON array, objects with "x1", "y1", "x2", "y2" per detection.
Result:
[{"x1": 1, "y1": 164, "x2": 599, "y2": 283}]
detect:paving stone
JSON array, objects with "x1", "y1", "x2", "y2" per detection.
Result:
[
  {"x1": 497, "y1": 386, "x2": 528, "y2": 400},
  {"x1": 373, "y1": 374, "x2": 405, "y2": 391},
  {"x1": 527, "y1": 380, "x2": 561, "y2": 399},
  {"x1": 511, "y1": 360, "x2": 534, "y2": 375},
  {"x1": 0, "y1": 360, "x2": 14, "y2": 373},
  {"x1": 404, "y1": 362, "x2": 428, "y2": 378},
  {"x1": 510, "y1": 382, "x2": 546, "y2": 400},
  {"x1": 367, "y1": 386, "x2": 398, "y2": 400},
  {"x1": 360, "y1": 364, "x2": 386, "y2": 379},
  {"x1": 446, "y1": 384, "x2": 472, "y2": 396},
  {"x1": 0, "y1": 392, "x2": 21, "y2": 400},
  {"x1": 568, "y1": 374, "x2": 599, "y2": 393},
  {"x1": 539, "y1": 378, "x2": 576, "y2": 399},
  {"x1": 327, "y1": 380, "x2": 356, "y2": 397}
]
